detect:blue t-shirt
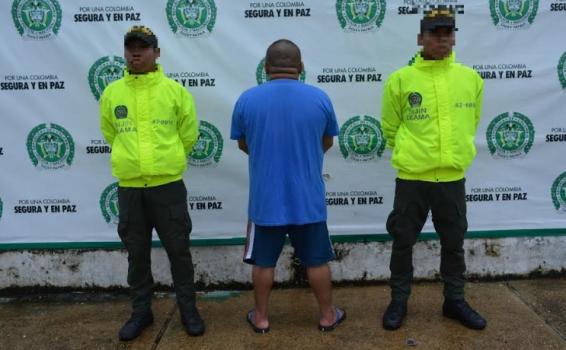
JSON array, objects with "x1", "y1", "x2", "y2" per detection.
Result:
[{"x1": 231, "y1": 79, "x2": 339, "y2": 226}]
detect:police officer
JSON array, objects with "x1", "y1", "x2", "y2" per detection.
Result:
[
  {"x1": 380, "y1": 7, "x2": 487, "y2": 331},
  {"x1": 100, "y1": 25, "x2": 205, "y2": 340}
]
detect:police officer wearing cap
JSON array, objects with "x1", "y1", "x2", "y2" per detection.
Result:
[
  {"x1": 380, "y1": 7, "x2": 487, "y2": 331},
  {"x1": 100, "y1": 25, "x2": 205, "y2": 341}
]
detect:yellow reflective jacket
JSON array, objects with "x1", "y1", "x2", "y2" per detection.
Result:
[
  {"x1": 381, "y1": 52, "x2": 484, "y2": 182},
  {"x1": 99, "y1": 65, "x2": 199, "y2": 187}
]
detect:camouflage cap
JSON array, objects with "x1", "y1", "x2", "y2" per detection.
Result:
[
  {"x1": 421, "y1": 6, "x2": 458, "y2": 33},
  {"x1": 124, "y1": 25, "x2": 158, "y2": 48}
]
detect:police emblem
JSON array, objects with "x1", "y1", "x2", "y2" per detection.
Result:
[
  {"x1": 486, "y1": 112, "x2": 535, "y2": 159},
  {"x1": 12, "y1": 0, "x2": 62, "y2": 40},
  {"x1": 336, "y1": 0, "x2": 386, "y2": 32},
  {"x1": 551, "y1": 172, "x2": 566, "y2": 212},
  {"x1": 114, "y1": 105, "x2": 128, "y2": 119},
  {"x1": 489, "y1": 0, "x2": 538, "y2": 29},
  {"x1": 408, "y1": 92, "x2": 422, "y2": 108},
  {"x1": 26, "y1": 123, "x2": 75, "y2": 170},
  {"x1": 558, "y1": 51, "x2": 566, "y2": 91},
  {"x1": 166, "y1": 0, "x2": 217, "y2": 37},
  {"x1": 339, "y1": 115, "x2": 386, "y2": 161},
  {"x1": 88, "y1": 56, "x2": 126, "y2": 101},
  {"x1": 100, "y1": 182, "x2": 119, "y2": 224},
  {"x1": 189, "y1": 120, "x2": 223, "y2": 167}
]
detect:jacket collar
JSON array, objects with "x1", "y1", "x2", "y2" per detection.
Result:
[
  {"x1": 124, "y1": 64, "x2": 164, "y2": 85},
  {"x1": 412, "y1": 51, "x2": 455, "y2": 68}
]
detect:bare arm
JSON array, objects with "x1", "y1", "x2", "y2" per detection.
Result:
[
  {"x1": 238, "y1": 139, "x2": 249, "y2": 155},
  {"x1": 323, "y1": 135, "x2": 333, "y2": 153}
]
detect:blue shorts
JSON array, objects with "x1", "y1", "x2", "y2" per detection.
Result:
[{"x1": 243, "y1": 221, "x2": 335, "y2": 268}]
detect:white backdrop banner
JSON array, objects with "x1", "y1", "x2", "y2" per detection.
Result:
[{"x1": 1, "y1": 0, "x2": 566, "y2": 245}]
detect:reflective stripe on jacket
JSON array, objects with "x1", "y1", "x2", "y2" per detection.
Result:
[
  {"x1": 381, "y1": 52, "x2": 484, "y2": 182},
  {"x1": 99, "y1": 65, "x2": 199, "y2": 187}
]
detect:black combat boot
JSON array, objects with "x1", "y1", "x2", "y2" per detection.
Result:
[
  {"x1": 181, "y1": 308, "x2": 206, "y2": 336},
  {"x1": 443, "y1": 299, "x2": 487, "y2": 330},
  {"x1": 118, "y1": 310, "x2": 154, "y2": 341},
  {"x1": 382, "y1": 300, "x2": 408, "y2": 330}
]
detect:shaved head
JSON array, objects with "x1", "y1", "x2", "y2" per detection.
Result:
[{"x1": 265, "y1": 39, "x2": 302, "y2": 75}]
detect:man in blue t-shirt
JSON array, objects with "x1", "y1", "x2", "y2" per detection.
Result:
[{"x1": 231, "y1": 39, "x2": 345, "y2": 333}]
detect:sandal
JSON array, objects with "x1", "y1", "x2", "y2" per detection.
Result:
[
  {"x1": 318, "y1": 307, "x2": 346, "y2": 332},
  {"x1": 246, "y1": 310, "x2": 270, "y2": 334}
]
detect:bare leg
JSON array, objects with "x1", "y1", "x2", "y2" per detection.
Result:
[
  {"x1": 252, "y1": 266, "x2": 274, "y2": 329},
  {"x1": 307, "y1": 264, "x2": 336, "y2": 327}
]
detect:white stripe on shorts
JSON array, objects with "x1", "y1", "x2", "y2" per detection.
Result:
[{"x1": 244, "y1": 220, "x2": 255, "y2": 261}]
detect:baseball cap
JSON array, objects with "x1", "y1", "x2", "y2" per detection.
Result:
[
  {"x1": 420, "y1": 6, "x2": 458, "y2": 33},
  {"x1": 124, "y1": 25, "x2": 158, "y2": 48}
]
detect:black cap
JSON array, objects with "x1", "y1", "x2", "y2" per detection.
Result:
[
  {"x1": 124, "y1": 25, "x2": 158, "y2": 48},
  {"x1": 420, "y1": 6, "x2": 458, "y2": 33}
]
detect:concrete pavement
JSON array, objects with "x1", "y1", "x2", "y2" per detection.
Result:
[{"x1": 1, "y1": 278, "x2": 565, "y2": 350}]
